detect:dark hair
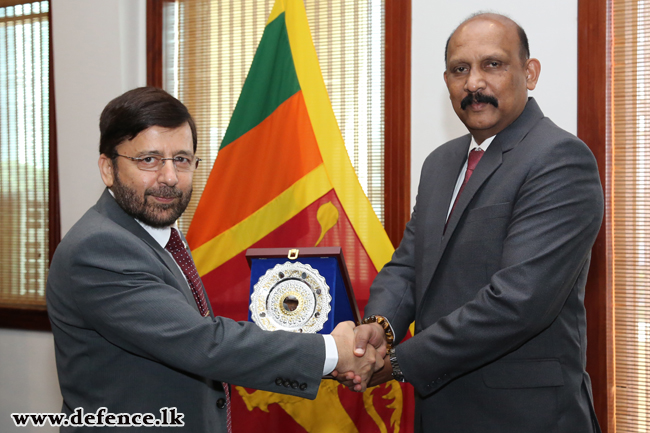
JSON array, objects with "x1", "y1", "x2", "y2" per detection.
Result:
[
  {"x1": 444, "y1": 13, "x2": 530, "y2": 66},
  {"x1": 99, "y1": 87, "x2": 197, "y2": 156}
]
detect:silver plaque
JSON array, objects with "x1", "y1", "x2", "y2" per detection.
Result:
[{"x1": 250, "y1": 262, "x2": 332, "y2": 333}]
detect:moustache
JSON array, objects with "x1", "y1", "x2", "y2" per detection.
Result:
[
  {"x1": 145, "y1": 186, "x2": 183, "y2": 199},
  {"x1": 460, "y1": 93, "x2": 499, "y2": 110}
]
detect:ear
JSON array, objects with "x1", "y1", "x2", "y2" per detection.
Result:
[
  {"x1": 98, "y1": 154, "x2": 115, "y2": 187},
  {"x1": 524, "y1": 58, "x2": 541, "y2": 91},
  {"x1": 443, "y1": 69, "x2": 449, "y2": 87}
]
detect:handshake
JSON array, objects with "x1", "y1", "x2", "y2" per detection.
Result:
[{"x1": 328, "y1": 321, "x2": 395, "y2": 392}]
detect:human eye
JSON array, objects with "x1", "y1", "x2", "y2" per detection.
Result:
[
  {"x1": 485, "y1": 60, "x2": 501, "y2": 69},
  {"x1": 173, "y1": 156, "x2": 192, "y2": 169},
  {"x1": 138, "y1": 155, "x2": 161, "y2": 170},
  {"x1": 452, "y1": 65, "x2": 468, "y2": 74}
]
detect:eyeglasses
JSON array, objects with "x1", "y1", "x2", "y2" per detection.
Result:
[{"x1": 115, "y1": 154, "x2": 201, "y2": 172}]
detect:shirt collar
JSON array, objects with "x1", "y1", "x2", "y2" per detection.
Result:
[
  {"x1": 469, "y1": 134, "x2": 496, "y2": 155},
  {"x1": 137, "y1": 221, "x2": 174, "y2": 249}
]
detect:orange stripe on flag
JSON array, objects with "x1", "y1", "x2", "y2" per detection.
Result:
[
  {"x1": 187, "y1": 90, "x2": 322, "y2": 249},
  {"x1": 284, "y1": 0, "x2": 394, "y2": 272}
]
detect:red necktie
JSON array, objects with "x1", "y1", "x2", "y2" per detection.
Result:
[
  {"x1": 165, "y1": 228, "x2": 232, "y2": 432},
  {"x1": 223, "y1": 384, "x2": 232, "y2": 433},
  {"x1": 165, "y1": 228, "x2": 210, "y2": 317},
  {"x1": 447, "y1": 148, "x2": 485, "y2": 227}
]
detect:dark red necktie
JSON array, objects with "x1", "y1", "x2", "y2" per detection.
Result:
[
  {"x1": 447, "y1": 148, "x2": 485, "y2": 227},
  {"x1": 165, "y1": 228, "x2": 210, "y2": 317},
  {"x1": 165, "y1": 228, "x2": 232, "y2": 432}
]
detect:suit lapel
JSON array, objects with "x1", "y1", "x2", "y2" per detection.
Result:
[
  {"x1": 420, "y1": 98, "x2": 545, "y2": 296},
  {"x1": 418, "y1": 136, "x2": 469, "y2": 291},
  {"x1": 95, "y1": 189, "x2": 209, "y2": 315}
]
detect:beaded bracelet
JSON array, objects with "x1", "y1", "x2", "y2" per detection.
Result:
[{"x1": 361, "y1": 315, "x2": 395, "y2": 350}]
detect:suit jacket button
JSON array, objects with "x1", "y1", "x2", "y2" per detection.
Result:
[
  {"x1": 299, "y1": 383, "x2": 307, "y2": 391},
  {"x1": 291, "y1": 381, "x2": 299, "y2": 389},
  {"x1": 216, "y1": 398, "x2": 226, "y2": 409},
  {"x1": 283, "y1": 380, "x2": 291, "y2": 388},
  {"x1": 275, "y1": 377, "x2": 283, "y2": 386}
]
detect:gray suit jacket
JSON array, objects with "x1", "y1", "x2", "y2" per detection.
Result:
[
  {"x1": 47, "y1": 189, "x2": 326, "y2": 432},
  {"x1": 365, "y1": 99, "x2": 604, "y2": 433}
]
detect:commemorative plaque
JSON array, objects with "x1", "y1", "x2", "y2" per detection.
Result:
[{"x1": 246, "y1": 247, "x2": 361, "y2": 334}]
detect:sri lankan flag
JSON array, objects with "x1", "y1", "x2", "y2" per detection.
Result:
[{"x1": 186, "y1": 0, "x2": 413, "y2": 431}]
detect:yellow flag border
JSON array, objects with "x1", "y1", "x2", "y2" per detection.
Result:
[
  {"x1": 266, "y1": 0, "x2": 284, "y2": 25},
  {"x1": 283, "y1": 0, "x2": 394, "y2": 271}
]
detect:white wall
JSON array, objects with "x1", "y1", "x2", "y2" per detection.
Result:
[
  {"x1": 54, "y1": 0, "x2": 147, "y2": 235},
  {"x1": 0, "y1": 1, "x2": 146, "y2": 431},
  {"x1": 0, "y1": 330, "x2": 60, "y2": 431},
  {"x1": 411, "y1": 1, "x2": 578, "y2": 206},
  {"x1": 0, "y1": 0, "x2": 577, "y2": 431}
]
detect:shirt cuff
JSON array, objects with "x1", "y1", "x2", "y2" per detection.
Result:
[{"x1": 322, "y1": 334, "x2": 339, "y2": 376}]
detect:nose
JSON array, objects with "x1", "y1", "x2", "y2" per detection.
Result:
[
  {"x1": 464, "y1": 68, "x2": 486, "y2": 93},
  {"x1": 157, "y1": 160, "x2": 179, "y2": 187}
]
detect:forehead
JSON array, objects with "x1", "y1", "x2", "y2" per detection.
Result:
[
  {"x1": 447, "y1": 18, "x2": 519, "y2": 63},
  {"x1": 119, "y1": 124, "x2": 194, "y2": 154}
]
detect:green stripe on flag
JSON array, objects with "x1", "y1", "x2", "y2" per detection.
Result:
[{"x1": 220, "y1": 12, "x2": 300, "y2": 149}]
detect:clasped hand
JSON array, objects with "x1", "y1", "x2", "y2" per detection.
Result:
[{"x1": 330, "y1": 322, "x2": 391, "y2": 392}]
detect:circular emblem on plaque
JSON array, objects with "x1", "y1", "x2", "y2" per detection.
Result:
[{"x1": 250, "y1": 262, "x2": 331, "y2": 333}]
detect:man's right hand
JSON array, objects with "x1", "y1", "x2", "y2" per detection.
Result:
[{"x1": 330, "y1": 321, "x2": 382, "y2": 392}]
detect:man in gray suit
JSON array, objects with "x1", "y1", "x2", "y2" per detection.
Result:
[
  {"x1": 344, "y1": 12, "x2": 604, "y2": 433},
  {"x1": 47, "y1": 87, "x2": 380, "y2": 432}
]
